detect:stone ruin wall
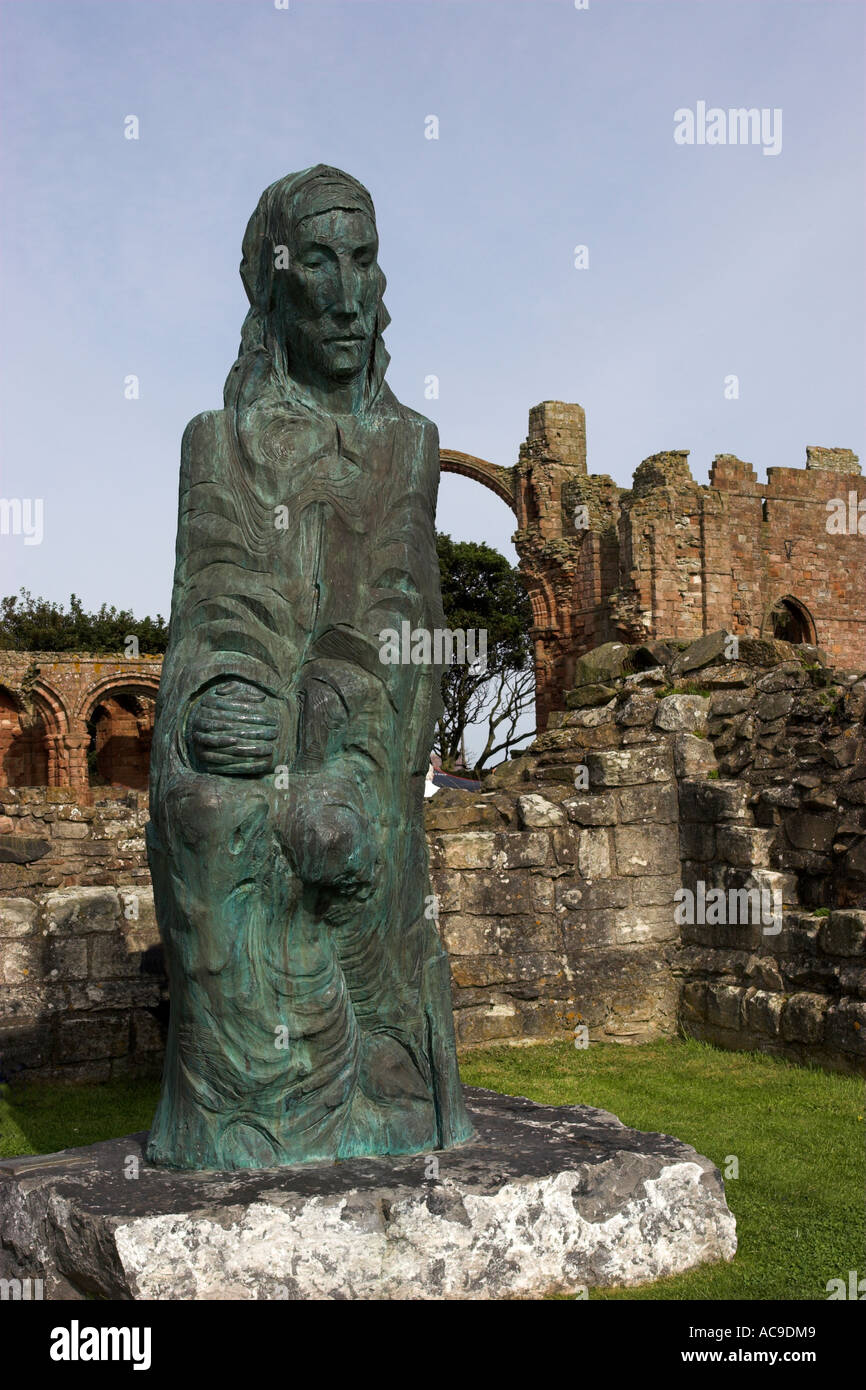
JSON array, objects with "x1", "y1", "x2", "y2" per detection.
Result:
[
  {"x1": 504, "y1": 403, "x2": 865, "y2": 730},
  {"x1": 1, "y1": 404, "x2": 864, "y2": 1083},
  {"x1": 2, "y1": 637, "x2": 864, "y2": 1082},
  {"x1": 0, "y1": 652, "x2": 161, "y2": 796}
]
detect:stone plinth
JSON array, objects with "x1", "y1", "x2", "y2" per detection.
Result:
[{"x1": 0, "y1": 1088, "x2": 736, "y2": 1300}]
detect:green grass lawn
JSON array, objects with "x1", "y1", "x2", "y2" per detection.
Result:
[
  {"x1": 460, "y1": 1039, "x2": 864, "y2": 1301},
  {"x1": 1, "y1": 1038, "x2": 862, "y2": 1301}
]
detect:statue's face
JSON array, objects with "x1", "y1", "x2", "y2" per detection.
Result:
[{"x1": 280, "y1": 208, "x2": 380, "y2": 387}]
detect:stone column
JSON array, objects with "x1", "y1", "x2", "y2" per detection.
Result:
[{"x1": 63, "y1": 727, "x2": 90, "y2": 795}]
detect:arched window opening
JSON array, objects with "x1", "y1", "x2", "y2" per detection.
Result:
[
  {"x1": 87, "y1": 691, "x2": 156, "y2": 790},
  {"x1": 769, "y1": 596, "x2": 815, "y2": 646},
  {"x1": 0, "y1": 685, "x2": 50, "y2": 787}
]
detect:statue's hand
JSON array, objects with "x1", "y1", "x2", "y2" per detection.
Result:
[{"x1": 187, "y1": 679, "x2": 281, "y2": 776}]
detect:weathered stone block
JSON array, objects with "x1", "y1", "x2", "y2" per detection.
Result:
[
  {"x1": 453, "y1": 872, "x2": 550, "y2": 918},
  {"x1": 561, "y1": 704, "x2": 615, "y2": 728},
  {"x1": 631, "y1": 875, "x2": 680, "y2": 908},
  {"x1": 620, "y1": 729, "x2": 664, "y2": 747},
  {"x1": 820, "y1": 910, "x2": 866, "y2": 957},
  {"x1": 655, "y1": 695, "x2": 710, "y2": 733},
  {"x1": 616, "y1": 692, "x2": 657, "y2": 727},
  {"x1": 617, "y1": 909, "x2": 678, "y2": 946},
  {"x1": 613, "y1": 824, "x2": 679, "y2": 876},
  {"x1": 131, "y1": 1009, "x2": 166, "y2": 1056},
  {"x1": 586, "y1": 747, "x2": 674, "y2": 787},
  {"x1": 743, "y1": 955, "x2": 783, "y2": 991},
  {"x1": 617, "y1": 784, "x2": 678, "y2": 824},
  {"x1": 578, "y1": 827, "x2": 611, "y2": 880},
  {"x1": 571, "y1": 642, "x2": 631, "y2": 686},
  {"x1": 709, "y1": 691, "x2": 750, "y2": 717},
  {"x1": 89, "y1": 934, "x2": 142, "y2": 980},
  {"x1": 551, "y1": 827, "x2": 582, "y2": 865},
  {"x1": 0, "y1": 835, "x2": 51, "y2": 864},
  {"x1": 46, "y1": 938, "x2": 88, "y2": 982},
  {"x1": 0, "y1": 939, "x2": 38, "y2": 986},
  {"x1": 430, "y1": 832, "x2": 499, "y2": 870},
  {"x1": 678, "y1": 779, "x2": 749, "y2": 822},
  {"x1": 52, "y1": 822, "x2": 90, "y2": 840},
  {"x1": 706, "y1": 983, "x2": 744, "y2": 1030},
  {"x1": 679, "y1": 822, "x2": 716, "y2": 861},
  {"x1": 670, "y1": 630, "x2": 731, "y2": 675},
  {"x1": 437, "y1": 915, "x2": 492, "y2": 956},
  {"x1": 563, "y1": 793, "x2": 617, "y2": 825},
  {"x1": 823, "y1": 1000, "x2": 866, "y2": 1057},
  {"x1": 0, "y1": 898, "x2": 38, "y2": 939},
  {"x1": 780, "y1": 992, "x2": 827, "y2": 1044},
  {"x1": 57, "y1": 1015, "x2": 129, "y2": 1063},
  {"x1": 516, "y1": 794, "x2": 565, "y2": 828},
  {"x1": 453, "y1": 1004, "x2": 521, "y2": 1045},
  {"x1": 742, "y1": 987, "x2": 783, "y2": 1037},
  {"x1": 784, "y1": 813, "x2": 837, "y2": 854},
  {"x1": 756, "y1": 663, "x2": 806, "y2": 694},
  {"x1": 424, "y1": 796, "x2": 506, "y2": 831},
  {"x1": 566, "y1": 683, "x2": 619, "y2": 709},
  {"x1": 716, "y1": 826, "x2": 776, "y2": 869},
  {"x1": 557, "y1": 880, "x2": 630, "y2": 912},
  {"x1": 451, "y1": 952, "x2": 565, "y2": 990},
  {"x1": 674, "y1": 734, "x2": 718, "y2": 778},
  {"x1": 0, "y1": 1088, "x2": 736, "y2": 1300},
  {"x1": 68, "y1": 978, "x2": 163, "y2": 1012},
  {"x1": 496, "y1": 832, "x2": 551, "y2": 869},
  {"x1": 562, "y1": 910, "x2": 622, "y2": 952},
  {"x1": 679, "y1": 979, "x2": 708, "y2": 1023},
  {"x1": 756, "y1": 692, "x2": 794, "y2": 722},
  {"x1": 41, "y1": 888, "x2": 119, "y2": 936}
]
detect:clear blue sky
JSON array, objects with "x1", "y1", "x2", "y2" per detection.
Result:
[{"x1": 1, "y1": 0, "x2": 863, "y2": 616}]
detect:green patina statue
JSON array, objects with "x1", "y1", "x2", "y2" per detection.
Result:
[{"x1": 146, "y1": 165, "x2": 473, "y2": 1170}]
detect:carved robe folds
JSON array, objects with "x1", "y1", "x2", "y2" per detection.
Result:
[{"x1": 146, "y1": 388, "x2": 472, "y2": 1169}]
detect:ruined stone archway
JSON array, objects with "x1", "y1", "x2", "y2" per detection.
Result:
[
  {"x1": 439, "y1": 449, "x2": 548, "y2": 736},
  {"x1": 0, "y1": 682, "x2": 68, "y2": 788},
  {"x1": 440, "y1": 406, "x2": 592, "y2": 733},
  {"x1": 439, "y1": 449, "x2": 518, "y2": 512},
  {"x1": 78, "y1": 677, "x2": 161, "y2": 791}
]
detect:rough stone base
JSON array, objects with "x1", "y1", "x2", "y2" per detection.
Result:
[{"x1": 0, "y1": 1087, "x2": 736, "y2": 1300}]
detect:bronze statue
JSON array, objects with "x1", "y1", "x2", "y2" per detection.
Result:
[{"x1": 146, "y1": 166, "x2": 473, "y2": 1169}]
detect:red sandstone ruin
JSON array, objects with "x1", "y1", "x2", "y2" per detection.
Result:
[{"x1": 445, "y1": 401, "x2": 865, "y2": 730}]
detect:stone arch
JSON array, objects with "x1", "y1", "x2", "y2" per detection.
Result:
[
  {"x1": 76, "y1": 674, "x2": 162, "y2": 725},
  {"x1": 763, "y1": 595, "x2": 818, "y2": 647},
  {"x1": 0, "y1": 681, "x2": 68, "y2": 788},
  {"x1": 439, "y1": 450, "x2": 517, "y2": 513},
  {"x1": 439, "y1": 450, "x2": 554, "y2": 736},
  {"x1": 78, "y1": 676, "x2": 160, "y2": 791},
  {"x1": 525, "y1": 576, "x2": 557, "y2": 632}
]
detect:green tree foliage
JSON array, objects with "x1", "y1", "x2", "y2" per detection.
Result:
[
  {"x1": 435, "y1": 534, "x2": 534, "y2": 773},
  {"x1": 0, "y1": 590, "x2": 168, "y2": 654}
]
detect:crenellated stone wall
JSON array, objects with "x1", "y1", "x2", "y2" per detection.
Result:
[{"x1": 443, "y1": 402, "x2": 866, "y2": 730}]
